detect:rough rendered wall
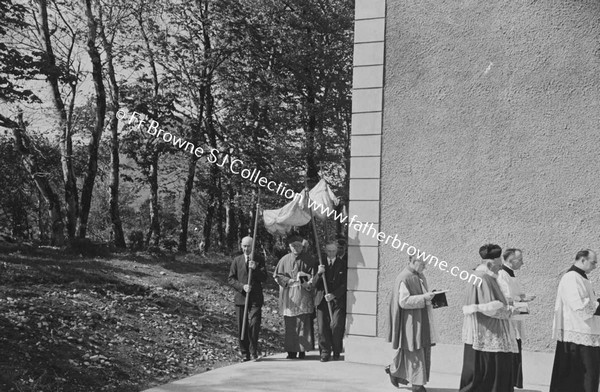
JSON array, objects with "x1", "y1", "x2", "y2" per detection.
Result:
[{"x1": 377, "y1": 0, "x2": 600, "y2": 352}]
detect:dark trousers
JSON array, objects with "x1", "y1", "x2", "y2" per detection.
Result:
[
  {"x1": 514, "y1": 339, "x2": 523, "y2": 388},
  {"x1": 316, "y1": 300, "x2": 345, "y2": 357},
  {"x1": 236, "y1": 304, "x2": 261, "y2": 357},
  {"x1": 550, "y1": 340, "x2": 600, "y2": 392}
]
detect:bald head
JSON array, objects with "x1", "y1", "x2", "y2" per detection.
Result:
[
  {"x1": 302, "y1": 239, "x2": 310, "y2": 251},
  {"x1": 325, "y1": 242, "x2": 338, "y2": 259},
  {"x1": 408, "y1": 254, "x2": 426, "y2": 273},
  {"x1": 504, "y1": 248, "x2": 523, "y2": 270},
  {"x1": 241, "y1": 236, "x2": 253, "y2": 255}
]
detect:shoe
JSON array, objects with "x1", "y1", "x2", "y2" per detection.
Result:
[
  {"x1": 385, "y1": 365, "x2": 399, "y2": 388},
  {"x1": 298, "y1": 352, "x2": 306, "y2": 359},
  {"x1": 242, "y1": 356, "x2": 251, "y2": 362},
  {"x1": 286, "y1": 352, "x2": 297, "y2": 359},
  {"x1": 333, "y1": 353, "x2": 340, "y2": 360},
  {"x1": 412, "y1": 386, "x2": 426, "y2": 392},
  {"x1": 252, "y1": 354, "x2": 259, "y2": 360},
  {"x1": 320, "y1": 355, "x2": 330, "y2": 362}
]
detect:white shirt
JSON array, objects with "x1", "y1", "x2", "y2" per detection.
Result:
[
  {"x1": 552, "y1": 268, "x2": 600, "y2": 347},
  {"x1": 497, "y1": 265, "x2": 525, "y2": 339}
]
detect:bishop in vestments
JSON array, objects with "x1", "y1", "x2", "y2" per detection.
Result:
[
  {"x1": 459, "y1": 243, "x2": 519, "y2": 392},
  {"x1": 273, "y1": 236, "x2": 322, "y2": 359}
]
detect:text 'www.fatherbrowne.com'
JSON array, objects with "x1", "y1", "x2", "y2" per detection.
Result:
[{"x1": 117, "y1": 109, "x2": 482, "y2": 287}]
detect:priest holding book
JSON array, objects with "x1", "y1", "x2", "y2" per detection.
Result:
[
  {"x1": 550, "y1": 249, "x2": 600, "y2": 392},
  {"x1": 497, "y1": 248, "x2": 536, "y2": 389},
  {"x1": 386, "y1": 254, "x2": 438, "y2": 392}
]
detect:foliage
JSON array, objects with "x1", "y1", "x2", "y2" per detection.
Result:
[
  {"x1": 0, "y1": 134, "x2": 62, "y2": 241},
  {"x1": 0, "y1": 0, "x2": 352, "y2": 250},
  {"x1": 0, "y1": 1, "x2": 354, "y2": 390},
  {"x1": 0, "y1": 0, "x2": 42, "y2": 103},
  {"x1": 127, "y1": 230, "x2": 145, "y2": 250}
]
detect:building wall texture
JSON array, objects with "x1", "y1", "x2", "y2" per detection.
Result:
[{"x1": 376, "y1": 0, "x2": 600, "y2": 352}]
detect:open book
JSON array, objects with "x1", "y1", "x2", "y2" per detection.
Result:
[
  {"x1": 431, "y1": 290, "x2": 449, "y2": 309},
  {"x1": 512, "y1": 301, "x2": 530, "y2": 320}
]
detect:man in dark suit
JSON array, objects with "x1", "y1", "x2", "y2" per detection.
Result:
[
  {"x1": 228, "y1": 236, "x2": 268, "y2": 361},
  {"x1": 315, "y1": 242, "x2": 347, "y2": 362},
  {"x1": 337, "y1": 238, "x2": 348, "y2": 264}
]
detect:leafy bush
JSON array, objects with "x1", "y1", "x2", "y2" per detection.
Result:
[
  {"x1": 162, "y1": 238, "x2": 178, "y2": 251},
  {"x1": 128, "y1": 230, "x2": 144, "y2": 251}
]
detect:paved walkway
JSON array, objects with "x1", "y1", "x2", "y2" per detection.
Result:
[{"x1": 143, "y1": 344, "x2": 553, "y2": 392}]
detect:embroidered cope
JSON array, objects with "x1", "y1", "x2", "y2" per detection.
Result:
[{"x1": 462, "y1": 264, "x2": 518, "y2": 353}]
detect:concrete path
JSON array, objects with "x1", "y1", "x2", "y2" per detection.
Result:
[{"x1": 143, "y1": 344, "x2": 553, "y2": 392}]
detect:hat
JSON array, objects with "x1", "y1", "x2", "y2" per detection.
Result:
[
  {"x1": 287, "y1": 235, "x2": 304, "y2": 246},
  {"x1": 479, "y1": 244, "x2": 502, "y2": 260}
]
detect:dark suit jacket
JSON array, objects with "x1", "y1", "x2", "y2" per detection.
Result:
[
  {"x1": 315, "y1": 255, "x2": 347, "y2": 309},
  {"x1": 228, "y1": 253, "x2": 267, "y2": 306}
]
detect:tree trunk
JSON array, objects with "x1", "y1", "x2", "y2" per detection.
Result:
[
  {"x1": 97, "y1": 6, "x2": 126, "y2": 248},
  {"x1": 216, "y1": 176, "x2": 225, "y2": 250},
  {"x1": 202, "y1": 200, "x2": 215, "y2": 251},
  {"x1": 37, "y1": 189, "x2": 48, "y2": 244},
  {"x1": 147, "y1": 151, "x2": 161, "y2": 246},
  {"x1": 79, "y1": 0, "x2": 106, "y2": 239},
  {"x1": 249, "y1": 204, "x2": 259, "y2": 239},
  {"x1": 107, "y1": 114, "x2": 126, "y2": 248},
  {"x1": 12, "y1": 114, "x2": 65, "y2": 246},
  {"x1": 35, "y1": 0, "x2": 78, "y2": 243},
  {"x1": 138, "y1": 8, "x2": 162, "y2": 248},
  {"x1": 61, "y1": 130, "x2": 79, "y2": 243},
  {"x1": 202, "y1": 69, "x2": 219, "y2": 252},
  {"x1": 225, "y1": 186, "x2": 236, "y2": 253},
  {"x1": 178, "y1": 157, "x2": 198, "y2": 252},
  {"x1": 305, "y1": 86, "x2": 319, "y2": 186},
  {"x1": 236, "y1": 200, "x2": 247, "y2": 245}
]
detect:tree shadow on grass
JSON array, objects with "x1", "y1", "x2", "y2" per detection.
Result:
[{"x1": 0, "y1": 248, "x2": 153, "y2": 297}]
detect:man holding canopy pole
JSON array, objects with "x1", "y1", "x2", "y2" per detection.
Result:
[
  {"x1": 315, "y1": 242, "x2": 347, "y2": 362},
  {"x1": 228, "y1": 235, "x2": 268, "y2": 361}
]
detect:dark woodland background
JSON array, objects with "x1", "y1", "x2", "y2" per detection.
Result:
[
  {"x1": 0, "y1": 0, "x2": 353, "y2": 253},
  {"x1": 0, "y1": 1, "x2": 353, "y2": 390}
]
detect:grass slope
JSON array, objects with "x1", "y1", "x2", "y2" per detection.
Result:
[{"x1": 0, "y1": 246, "x2": 284, "y2": 392}]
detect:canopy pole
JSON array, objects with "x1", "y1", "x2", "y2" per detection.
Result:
[
  {"x1": 241, "y1": 190, "x2": 261, "y2": 340},
  {"x1": 304, "y1": 184, "x2": 334, "y2": 321}
]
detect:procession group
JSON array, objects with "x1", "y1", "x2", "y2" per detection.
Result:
[
  {"x1": 228, "y1": 237, "x2": 600, "y2": 392},
  {"x1": 228, "y1": 235, "x2": 347, "y2": 363},
  {"x1": 387, "y1": 244, "x2": 600, "y2": 392}
]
